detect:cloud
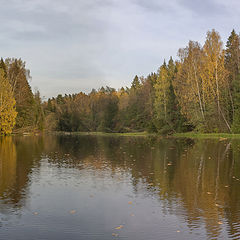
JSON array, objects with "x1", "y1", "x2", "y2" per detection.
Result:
[
  {"x1": 0, "y1": 0, "x2": 239, "y2": 97},
  {"x1": 179, "y1": 0, "x2": 227, "y2": 16}
]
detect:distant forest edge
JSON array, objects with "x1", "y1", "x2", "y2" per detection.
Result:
[{"x1": 2, "y1": 29, "x2": 240, "y2": 135}]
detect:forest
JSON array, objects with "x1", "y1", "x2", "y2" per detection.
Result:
[{"x1": 1, "y1": 29, "x2": 240, "y2": 135}]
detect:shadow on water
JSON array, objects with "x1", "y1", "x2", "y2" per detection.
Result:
[{"x1": 1, "y1": 135, "x2": 240, "y2": 239}]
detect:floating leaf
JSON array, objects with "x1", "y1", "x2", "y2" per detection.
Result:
[
  {"x1": 70, "y1": 210, "x2": 76, "y2": 214},
  {"x1": 115, "y1": 225, "x2": 123, "y2": 230}
]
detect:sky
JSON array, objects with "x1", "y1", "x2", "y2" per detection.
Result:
[{"x1": 0, "y1": 0, "x2": 240, "y2": 99}]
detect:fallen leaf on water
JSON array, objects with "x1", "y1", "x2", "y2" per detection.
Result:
[
  {"x1": 70, "y1": 210, "x2": 76, "y2": 214},
  {"x1": 115, "y1": 225, "x2": 123, "y2": 230},
  {"x1": 112, "y1": 233, "x2": 119, "y2": 237},
  {"x1": 128, "y1": 201, "x2": 132, "y2": 204}
]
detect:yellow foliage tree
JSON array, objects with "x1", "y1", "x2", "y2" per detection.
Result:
[
  {"x1": 154, "y1": 62, "x2": 169, "y2": 121},
  {"x1": 175, "y1": 41, "x2": 205, "y2": 126},
  {"x1": 201, "y1": 29, "x2": 230, "y2": 132},
  {"x1": 0, "y1": 69, "x2": 17, "y2": 135}
]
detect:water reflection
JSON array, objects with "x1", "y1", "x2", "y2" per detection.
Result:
[
  {"x1": 0, "y1": 135, "x2": 240, "y2": 239},
  {"x1": 0, "y1": 137, "x2": 17, "y2": 205}
]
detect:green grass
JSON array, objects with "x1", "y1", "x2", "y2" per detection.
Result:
[
  {"x1": 16, "y1": 130, "x2": 240, "y2": 139},
  {"x1": 53, "y1": 131, "x2": 155, "y2": 137},
  {"x1": 173, "y1": 132, "x2": 240, "y2": 139}
]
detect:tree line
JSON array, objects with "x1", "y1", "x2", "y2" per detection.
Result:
[{"x1": 1, "y1": 29, "x2": 240, "y2": 135}]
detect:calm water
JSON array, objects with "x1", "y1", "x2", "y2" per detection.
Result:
[{"x1": 0, "y1": 135, "x2": 240, "y2": 239}]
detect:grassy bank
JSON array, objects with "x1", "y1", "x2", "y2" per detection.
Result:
[
  {"x1": 173, "y1": 132, "x2": 240, "y2": 139},
  {"x1": 51, "y1": 131, "x2": 155, "y2": 137},
  {"x1": 75, "y1": 131, "x2": 240, "y2": 139},
  {"x1": 10, "y1": 130, "x2": 240, "y2": 139}
]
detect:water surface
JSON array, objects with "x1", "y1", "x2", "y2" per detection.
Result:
[{"x1": 0, "y1": 135, "x2": 240, "y2": 239}]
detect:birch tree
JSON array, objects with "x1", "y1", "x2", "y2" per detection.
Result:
[
  {"x1": 202, "y1": 29, "x2": 230, "y2": 132},
  {"x1": 154, "y1": 62, "x2": 169, "y2": 122},
  {"x1": 175, "y1": 41, "x2": 205, "y2": 131}
]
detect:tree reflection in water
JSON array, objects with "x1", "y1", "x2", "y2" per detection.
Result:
[{"x1": 0, "y1": 135, "x2": 240, "y2": 239}]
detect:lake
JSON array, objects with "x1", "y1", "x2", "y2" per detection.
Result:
[{"x1": 0, "y1": 134, "x2": 240, "y2": 239}]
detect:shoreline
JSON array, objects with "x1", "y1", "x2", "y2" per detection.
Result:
[{"x1": 3, "y1": 131, "x2": 240, "y2": 139}]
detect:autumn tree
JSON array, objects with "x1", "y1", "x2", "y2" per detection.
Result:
[
  {"x1": 154, "y1": 61, "x2": 169, "y2": 123},
  {"x1": 0, "y1": 69, "x2": 17, "y2": 135},
  {"x1": 5, "y1": 58, "x2": 35, "y2": 129},
  {"x1": 201, "y1": 29, "x2": 230, "y2": 132},
  {"x1": 175, "y1": 41, "x2": 205, "y2": 131}
]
